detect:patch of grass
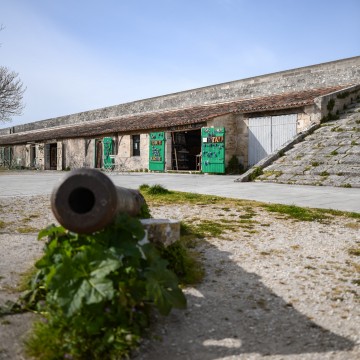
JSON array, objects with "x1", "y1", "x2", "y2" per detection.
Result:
[
  {"x1": 344, "y1": 222, "x2": 360, "y2": 230},
  {"x1": 347, "y1": 261, "x2": 360, "y2": 273},
  {"x1": 159, "y1": 239, "x2": 204, "y2": 285},
  {"x1": 179, "y1": 222, "x2": 205, "y2": 243},
  {"x1": 311, "y1": 162, "x2": 320, "y2": 167},
  {"x1": 17, "y1": 226, "x2": 39, "y2": 233},
  {"x1": 140, "y1": 185, "x2": 226, "y2": 206},
  {"x1": 340, "y1": 184, "x2": 352, "y2": 188},
  {"x1": 248, "y1": 167, "x2": 263, "y2": 181},
  {"x1": 195, "y1": 220, "x2": 234, "y2": 237},
  {"x1": 139, "y1": 184, "x2": 150, "y2": 191},
  {"x1": 330, "y1": 150, "x2": 339, "y2": 156},
  {"x1": 0, "y1": 220, "x2": 6, "y2": 229},
  {"x1": 348, "y1": 247, "x2": 360, "y2": 256},
  {"x1": 262, "y1": 204, "x2": 329, "y2": 222},
  {"x1": 351, "y1": 140, "x2": 359, "y2": 146},
  {"x1": 262, "y1": 170, "x2": 283, "y2": 178},
  {"x1": 16, "y1": 266, "x2": 38, "y2": 292},
  {"x1": 320, "y1": 171, "x2": 330, "y2": 177},
  {"x1": 259, "y1": 251, "x2": 271, "y2": 256},
  {"x1": 238, "y1": 213, "x2": 254, "y2": 219},
  {"x1": 238, "y1": 219, "x2": 256, "y2": 224},
  {"x1": 146, "y1": 184, "x2": 171, "y2": 195}
]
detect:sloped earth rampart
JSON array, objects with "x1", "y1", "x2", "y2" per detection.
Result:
[
  {"x1": 0, "y1": 195, "x2": 359, "y2": 360},
  {"x1": 257, "y1": 101, "x2": 360, "y2": 188}
]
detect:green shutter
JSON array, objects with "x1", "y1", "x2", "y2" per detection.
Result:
[
  {"x1": 149, "y1": 132, "x2": 165, "y2": 171},
  {"x1": 201, "y1": 127, "x2": 225, "y2": 173},
  {"x1": 103, "y1": 137, "x2": 114, "y2": 169},
  {"x1": 0, "y1": 147, "x2": 4, "y2": 167}
]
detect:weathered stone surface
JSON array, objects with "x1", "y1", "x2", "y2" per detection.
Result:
[
  {"x1": 255, "y1": 101, "x2": 360, "y2": 188},
  {"x1": 140, "y1": 219, "x2": 180, "y2": 247},
  {"x1": 340, "y1": 154, "x2": 360, "y2": 164}
]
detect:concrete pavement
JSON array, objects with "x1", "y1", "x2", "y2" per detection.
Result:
[{"x1": 0, "y1": 171, "x2": 359, "y2": 212}]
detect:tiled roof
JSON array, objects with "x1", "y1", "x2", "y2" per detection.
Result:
[{"x1": 0, "y1": 85, "x2": 348, "y2": 145}]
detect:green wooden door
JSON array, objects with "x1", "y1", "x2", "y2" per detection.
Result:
[
  {"x1": 201, "y1": 127, "x2": 225, "y2": 173},
  {"x1": 0, "y1": 147, "x2": 4, "y2": 167},
  {"x1": 103, "y1": 137, "x2": 114, "y2": 169},
  {"x1": 149, "y1": 132, "x2": 165, "y2": 171}
]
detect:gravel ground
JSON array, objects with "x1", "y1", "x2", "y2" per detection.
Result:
[{"x1": 0, "y1": 195, "x2": 359, "y2": 360}]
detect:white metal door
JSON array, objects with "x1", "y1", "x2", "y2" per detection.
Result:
[
  {"x1": 248, "y1": 116, "x2": 272, "y2": 167},
  {"x1": 271, "y1": 114, "x2": 297, "y2": 152},
  {"x1": 248, "y1": 114, "x2": 297, "y2": 166}
]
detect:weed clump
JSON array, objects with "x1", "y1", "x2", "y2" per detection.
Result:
[
  {"x1": 23, "y1": 214, "x2": 186, "y2": 360},
  {"x1": 141, "y1": 184, "x2": 170, "y2": 195}
]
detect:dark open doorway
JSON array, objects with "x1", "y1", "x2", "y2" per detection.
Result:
[
  {"x1": 30, "y1": 145, "x2": 36, "y2": 167},
  {"x1": 171, "y1": 129, "x2": 201, "y2": 171},
  {"x1": 50, "y1": 143, "x2": 57, "y2": 170},
  {"x1": 95, "y1": 139, "x2": 102, "y2": 168}
]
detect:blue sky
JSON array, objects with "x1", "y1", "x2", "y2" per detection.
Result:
[{"x1": 1, "y1": 0, "x2": 359, "y2": 128}]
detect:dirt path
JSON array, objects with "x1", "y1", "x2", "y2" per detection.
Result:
[{"x1": 0, "y1": 196, "x2": 359, "y2": 359}]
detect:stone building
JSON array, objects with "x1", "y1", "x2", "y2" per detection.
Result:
[{"x1": 0, "y1": 56, "x2": 359, "y2": 173}]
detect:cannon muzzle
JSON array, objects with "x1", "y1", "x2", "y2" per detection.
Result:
[{"x1": 51, "y1": 168, "x2": 146, "y2": 234}]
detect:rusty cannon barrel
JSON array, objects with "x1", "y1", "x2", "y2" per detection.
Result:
[{"x1": 51, "y1": 168, "x2": 146, "y2": 234}]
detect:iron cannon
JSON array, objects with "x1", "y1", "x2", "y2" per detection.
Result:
[{"x1": 51, "y1": 168, "x2": 146, "y2": 234}]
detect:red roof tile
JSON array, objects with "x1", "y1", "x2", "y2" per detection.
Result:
[{"x1": 0, "y1": 85, "x2": 349, "y2": 145}]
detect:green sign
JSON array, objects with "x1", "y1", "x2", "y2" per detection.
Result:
[
  {"x1": 103, "y1": 137, "x2": 114, "y2": 170},
  {"x1": 149, "y1": 132, "x2": 165, "y2": 171},
  {"x1": 201, "y1": 127, "x2": 225, "y2": 173}
]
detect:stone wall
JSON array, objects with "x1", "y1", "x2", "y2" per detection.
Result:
[
  {"x1": 63, "y1": 138, "x2": 87, "y2": 169},
  {"x1": 115, "y1": 133, "x2": 149, "y2": 171},
  {"x1": 1, "y1": 56, "x2": 359, "y2": 136}
]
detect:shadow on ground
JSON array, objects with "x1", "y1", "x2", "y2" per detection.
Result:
[{"x1": 134, "y1": 242, "x2": 355, "y2": 359}]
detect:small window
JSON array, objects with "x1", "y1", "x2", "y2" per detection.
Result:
[{"x1": 132, "y1": 135, "x2": 140, "y2": 156}]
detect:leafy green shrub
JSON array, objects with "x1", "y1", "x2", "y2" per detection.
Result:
[
  {"x1": 226, "y1": 155, "x2": 244, "y2": 174},
  {"x1": 24, "y1": 214, "x2": 186, "y2": 360},
  {"x1": 327, "y1": 99, "x2": 335, "y2": 112},
  {"x1": 336, "y1": 91, "x2": 350, "y2": 99}
]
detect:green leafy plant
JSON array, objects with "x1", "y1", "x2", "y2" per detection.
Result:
[
  {"x1": 24, "y1": 214, "x2": 186, "y2": 360},
  {"x1": 226, "y1": 155, "x2": 244, "y2": 174},
  {"x1": 248, "y1": 167, "x2": 263, "y2": 181},
  {"x1": 327, "y1": 99, "x2": 335, "y2": 112}
]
